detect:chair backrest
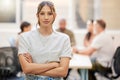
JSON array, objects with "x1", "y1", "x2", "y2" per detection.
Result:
[
  {"x1": 0, "y1": 47, "x2": 21, "y2": 77},
  {"x1": 113, "y1": 47, "x2": 120, "y2": 76},
  {"x1": 97, "y1": 47, "x2": 120, "y2": 79}
]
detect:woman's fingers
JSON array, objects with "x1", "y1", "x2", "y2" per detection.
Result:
[
  {"x1": 48, "y1": 61, "x2": 60, "y2": 67},
  {"x1": 53, "y1": 62, "x2": 60, "y2": 67},
  {"x1": 23, "y1": 53, "x2": 33, "y2": 63},
  {"x1": 72, "y1": 47, "x2": 78, "y2": 53}
]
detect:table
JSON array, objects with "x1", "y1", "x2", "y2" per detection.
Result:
[{"x1": 69, "y1": 54, "x2": 92, "y2": 80}]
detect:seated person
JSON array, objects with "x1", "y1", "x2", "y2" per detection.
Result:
[
  {"x1": 9, "y1": 22, "x2": 31, "y2": 47},
  {"x1": 57, "y1": 19, "x2": 76, "y2": 47},
  {"x1": 84, "y1": 20, "x2": 96, "y2": 47},
  {"x1": 73, "y1": 19, "x2": 115, "y2": 80},
  {"x1": 18, "y1": 21, "x2": 31, "y2": 35},
  {"x1": 16, "y1": 21, "x2": 31, "y2": 47}
]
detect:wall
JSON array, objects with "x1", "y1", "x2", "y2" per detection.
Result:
[
  {"x1": 101, "y1": 0, "x2": 120, "y2": 30},
  {"x1": 0, "y1": 0, "x2": 120, "y2": 47}
]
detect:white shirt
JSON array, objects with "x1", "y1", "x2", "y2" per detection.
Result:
[
  {"x1": 91, "y1": 32, "x2": 115, "y2": 67},
  {"x1": 18, "y1": 29, "x2": 72, "y2": 64}
]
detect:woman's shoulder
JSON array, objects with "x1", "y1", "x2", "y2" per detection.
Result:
[
  {"x1": 54, "y1": 31, "x2": 70, "y2": 40},
  {"x1": 19, "y1": 30, "x2": 38, "y2": 38}
]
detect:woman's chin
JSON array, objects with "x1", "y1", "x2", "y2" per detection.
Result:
[{"x1": 41, "y1": 24, "x2": 52, "y2": 27}]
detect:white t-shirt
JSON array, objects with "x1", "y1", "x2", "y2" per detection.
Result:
[
  {"x1": 18, "y1": 29, "x2": 72, "y2": 64},
  {"x1": 91, "y1": 32, "x2": 115, "y2": 67}
]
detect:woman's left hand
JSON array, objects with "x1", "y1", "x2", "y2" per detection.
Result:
[
  {"x1": 72, "y1": 47, "x2": 79, "y2": 53},
  {"x1": 23, "y1": 53, "x2": 33, "y2": 63}
]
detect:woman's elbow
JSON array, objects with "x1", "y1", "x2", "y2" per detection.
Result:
[
  {"x1": 58, "y1": 69, "x2": 68, "y2": 77},
  {"x1": 19, "y1": 55, "x2": 32, "y2": 74},
  {"x1": 22, "y1": 67, "x2": 31, "y2": 74},
  {"x1": 60, "y1": 72, "x2": 67, "y2": 77},
  {"x1": 21, "y1": 64, "x2": 32, "y2": 74}
]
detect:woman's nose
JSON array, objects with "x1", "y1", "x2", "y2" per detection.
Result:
[{"x1": 45, "y1": 14, "x2": 48, "y2": 19}]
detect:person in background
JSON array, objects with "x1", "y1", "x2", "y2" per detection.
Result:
[
  {"x1": 84, "y1": 20, "x2": 96, "y2": 47},
  {"x1": 15, "y1": 21, "x2": 32, "y2": 47},
  {"x1": 18, "y1": 1, "x2": 72, "y2": 80},
  {"x1": 18, "y1": 21, "x2": 31, "y2": 35},
  {"x1": 73, "y1": 19, "x2": 115, "y2": 80},
  {"x1": 57, "y1": 19, "x2": 76, "y2": 47},
  {"x1": 9, "y1": 22, "x2": 31, "y2": 47}
]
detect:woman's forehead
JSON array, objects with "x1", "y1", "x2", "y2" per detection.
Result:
[{"x1": 40, "y1": 5, "x2": 52, "y2": 12}]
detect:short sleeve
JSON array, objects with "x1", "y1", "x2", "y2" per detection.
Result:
[
  {"x1": 59, "y1": 36, "x2": 72, "y2": 59},
  {"x1": 18, "y1": 34, "x2": 30, "y2": 55},
  {"x1": 91, "y1": 37, "x2": 102, "y2": 49}
]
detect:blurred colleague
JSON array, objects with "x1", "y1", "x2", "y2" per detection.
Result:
[
  {"x1": 16, "y1": 21, "x2": 31, "y2": 47},
  {"x1": 9, "y1": 22, "x2": 31, "y2": 47},
  {"x1": 57, "y1": 19, "x2": 76, "y2": 47},
  {"x1": 18, "y1": 21, "x2": 31, "y2": 35},
  {"x1": 73, "y1": 19, "x2": 115, "y2": 80},
  {"x1": 84, "y1": 20, "x2": 96, "y2": 47}
]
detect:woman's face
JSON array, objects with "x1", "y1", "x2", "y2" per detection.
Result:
[
  {"x1": 94, "y1": 21, "x2": 101, "y2": 34},
  {"x1": 87, "y1": 22, "x2": 93, "y2": 32},
  {"x1": 37, "y1": 5, "x2": 55, "y2": 27}
]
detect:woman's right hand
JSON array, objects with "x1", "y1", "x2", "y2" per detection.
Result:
[
  {"x1": 72, "y1": 47, "x2": 79, "y2": 53},
  {"x1": 49, "y1": 62, "x2": 60, "y2": 68},
  {"x1": 23, "y1": 53, "x2": 33, "y2": 63}
]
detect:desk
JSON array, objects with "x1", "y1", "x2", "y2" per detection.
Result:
[{"x1": 69, "y1": 54, "x2": 92, "y2": 80}]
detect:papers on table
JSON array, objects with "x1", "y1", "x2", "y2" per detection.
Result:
[{"x1": 69, "y1": 54, "x2": 92, "y2": 69}]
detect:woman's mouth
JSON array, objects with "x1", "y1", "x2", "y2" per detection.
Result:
[{"x1": 43, "y1": 21, "x2": 50, "y2": 24}]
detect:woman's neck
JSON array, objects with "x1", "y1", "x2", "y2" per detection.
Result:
[{"x1": 39, "y1": 26, "x2": 53, "y2": 36}]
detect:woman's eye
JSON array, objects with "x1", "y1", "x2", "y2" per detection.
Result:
[
  {"x1": 48, "y1": 12, "x2": 53, "y2": 15},
  {"x1": 40, "y1": 13, "x2": 44, "y2": 15}
]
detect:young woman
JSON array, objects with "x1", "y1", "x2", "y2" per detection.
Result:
[
  {"x1": 18, "y1": 1, "x2": 72, "y2": 80},
  {"x1": 84, "y1": 20, "x2": 96, "y2": 47}
]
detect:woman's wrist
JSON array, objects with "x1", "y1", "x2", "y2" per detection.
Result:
[
  {"x1": 76, "y1": 50, "x2": 79, "y2": 54},
  {"x1": 76, "y1": 50, "x2": 82, "y2": 54},
  {"x1": 49, "y1": 62, "x2": 60, "y2": 68}
]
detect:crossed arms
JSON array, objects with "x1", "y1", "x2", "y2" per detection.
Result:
[{"x1": 18, "y1": 53, "x2": 70, "y2": 77}]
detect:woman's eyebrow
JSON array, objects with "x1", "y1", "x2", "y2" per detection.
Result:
[{"x1": 40, "y1": 11, "x2": 52, "y2": 13}]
